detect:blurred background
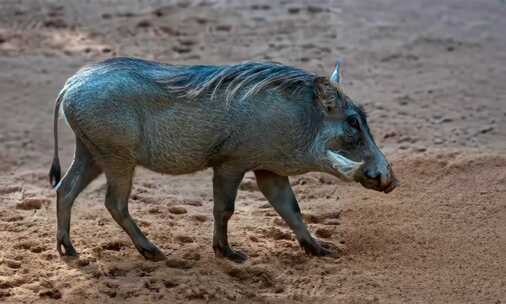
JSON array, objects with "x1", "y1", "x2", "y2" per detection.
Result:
[{"x1": 0, "y1": 1, "x2": 505, "y2": 303}]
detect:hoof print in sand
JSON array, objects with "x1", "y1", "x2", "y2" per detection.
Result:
[
  {"x1": 175, "y1": 234, "x2": 194, "y2": 244},
  {"x1": 106, "y1": 266, "x2": 128, "y2": 277},
  {"x1": 0, "y1": 290, "x2": 11, "y2": 298},
  {"x1": 183, "y1": 251, "x2": 201, "y2": 261},
  {"x1": 262, "y1": 227, "x2": 292, "y2": 241},
  {"x1": 3, "y1": 259, "x2": 21, "y2": 269},
  {"x1": 225, "y1": 265, "x2": 274, "y2": 289},
  {"x1": 190, "y1": 214, "x2": 208, "y2": 222},
  {"x1": 315, "y1": 227, "x2": 333, "y2": 238},
  {"x1": 163, "y1": 279, "x2": 179, "y2": 289},
  {"x1": 14, "y1": 240, "x2": 46, "y2": 253},
  {"x1": 165, "y1": 257, "x2": 193, "y2": 269},
  {"x1": 101, "y1": 240, "x2": 128, "y2": 251},
  {"x1": 168, "y1": 206, "x2": 187, "y2": 214},
  {"x1": 39, "y1": 288, "x2": 62, "y2": 299}
]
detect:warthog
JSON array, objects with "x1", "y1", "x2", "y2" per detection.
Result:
[{"x1": 49, "y1": 57, "x2": 398, "y2": 263}]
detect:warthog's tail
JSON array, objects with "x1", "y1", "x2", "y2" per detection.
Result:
[{"x1": 49, "y1": 89, "x2": 66, "y2": 188}]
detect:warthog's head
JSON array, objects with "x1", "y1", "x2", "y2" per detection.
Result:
[{"x1": 310, "y1": 59, "x2": 399, "y2": 193}]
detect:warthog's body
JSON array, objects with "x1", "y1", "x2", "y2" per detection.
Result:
[
  {"x1": 50, "y1": 57, "x2": 398, "y2": 262},
  {"x1": 60, "y1": 59, "x2": 322, "y2": 177}
]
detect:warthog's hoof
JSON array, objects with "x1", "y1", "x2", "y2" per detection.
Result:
[
  {"x1": 57, "y1": 238, "x2": 78, "y2": 258},
  {"x1": 139, "y1": 246, "x2": 166, "y2": 261},
  {"x1": 300, "y1": 239, "x2": 338, "y2": 257},
  {"x1": 214, "y1": 245, "x2": 248, "y2": 263}
]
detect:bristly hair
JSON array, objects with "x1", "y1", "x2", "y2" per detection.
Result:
[
  {"x1": 153, "y1": 61, "x2": 317, "y2": 104},
  {"x1": 84, "y1": 58, "x2": 317, "y2": 105}
]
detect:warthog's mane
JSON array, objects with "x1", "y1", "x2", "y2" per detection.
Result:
[
  {"x1": 155, "y1": 60, "x2": 317, "y2": 103},
  {"x1": 87, "y1": 57, "x2": 317, "y2": 104}
]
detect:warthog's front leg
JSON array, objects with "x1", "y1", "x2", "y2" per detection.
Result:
[
  {"x1": 254, "y1": 170, "x2": 333, "y2": 256},
  {"x1": 212, "y1": 167, "x2": 246, "y2": 263}
]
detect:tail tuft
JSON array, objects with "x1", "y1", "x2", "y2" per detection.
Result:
[{"x1": 49, "y1": 157, "x2": 61, "y2": 188}]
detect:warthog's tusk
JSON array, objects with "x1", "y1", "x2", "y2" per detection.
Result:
[{"x1": 326, "y1": 150, "x2": 363, "y2": 180}]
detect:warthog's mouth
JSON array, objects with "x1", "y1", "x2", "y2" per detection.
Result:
[
  {"x1": 326, "y1": 150, "x2": 363, "y2": 181},
  {"x1": 382, "y1": 180, "x2": 399, "y2": 193},
  {"x1": 359, "y1": 177, "x2": 399, "y2": 193}
]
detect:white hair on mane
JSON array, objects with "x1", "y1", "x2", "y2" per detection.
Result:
[{"x1": 153, "y1": 61, "x2": 317, "y2": 104}]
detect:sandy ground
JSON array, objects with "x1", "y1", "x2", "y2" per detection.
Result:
[{"x1": 1, "y1": 0, "x2": 505, "y2": 303}]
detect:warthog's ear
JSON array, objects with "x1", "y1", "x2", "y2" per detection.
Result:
[
  {"x1": 329, "y1": 58, "x2": 343, "y2": 87},
  {"x1": 313, "y1": 76, "x2": 338, "y2": 113}
]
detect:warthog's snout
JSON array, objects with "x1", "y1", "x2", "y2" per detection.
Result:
[{"x1": 357, "y1": 162, "x2": 399, "y2": 193}]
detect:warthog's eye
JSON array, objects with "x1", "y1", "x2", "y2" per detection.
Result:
[
  {"x1": 343, "y1": 116, "x2": 361, "y2": 145},
  {"x1": 347, "y1": 116, "x2": 360, "y2": 130}
]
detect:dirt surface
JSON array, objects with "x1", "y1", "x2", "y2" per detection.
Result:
[{"x1": 1, "y1": 0, "x2": 505, "y2": 303}]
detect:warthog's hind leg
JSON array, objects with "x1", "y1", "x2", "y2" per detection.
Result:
[
  {"x1": 56, "y1": 138, "x2": 102, "y2": 257},
  {"x1": 212, "y1": 167, "x2": 246, "y2": 263},
  {"x1": 104, "y1": 166, "x2": 165, "y2": 261}
]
